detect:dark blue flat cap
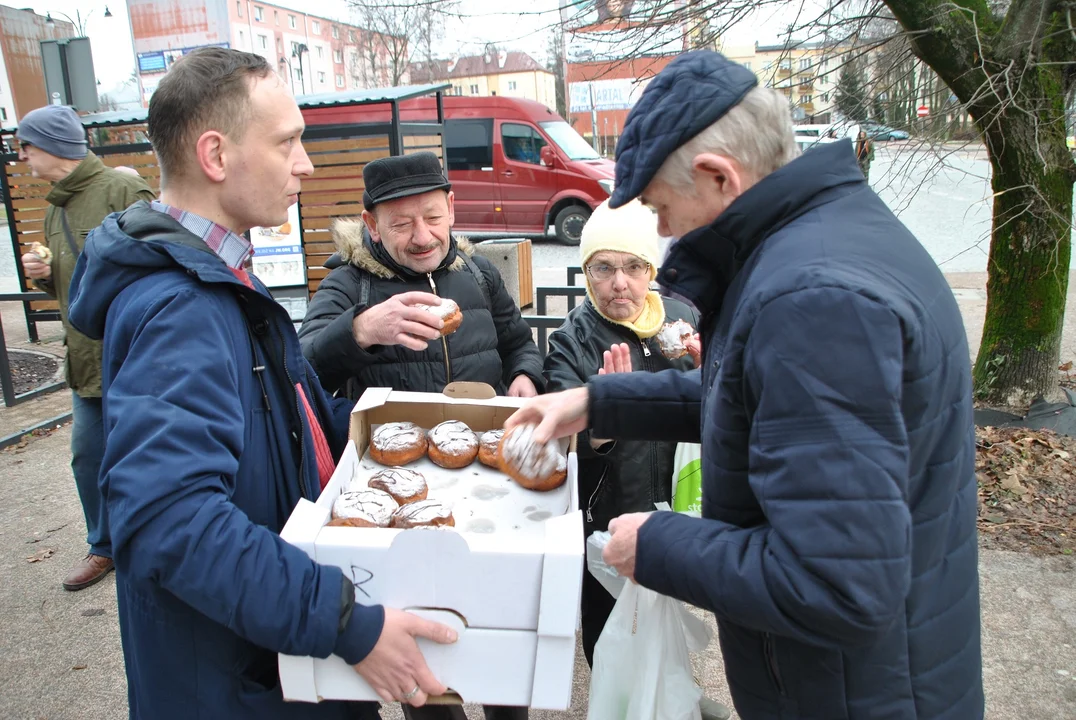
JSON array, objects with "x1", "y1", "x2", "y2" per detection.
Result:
[
  {"x1": 363, "y1": 151, "x2": 452, "y2": 211},
  {"x1": 610, "y1": 50, "x2": 758, "y2": 208}
]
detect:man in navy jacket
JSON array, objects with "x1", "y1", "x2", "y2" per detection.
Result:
[
  {"x1": 508, "y1": 50, "x2": 984, "y2": 719},
  {"x1": 67, "y1": 47, "x2": 455, "y2": 719}
]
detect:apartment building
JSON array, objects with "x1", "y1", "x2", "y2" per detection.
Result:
[{"x1": 410, "y1": 49, "x2": 556, "y2": 110}]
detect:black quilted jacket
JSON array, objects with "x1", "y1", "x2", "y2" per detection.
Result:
[{"x1": 298, "y1": 222, "x2": 544, "y2": 398}]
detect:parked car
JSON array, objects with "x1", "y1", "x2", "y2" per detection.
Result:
[
  {"x1": 303, "y1": 96, "x2": 613, "y2": 245},
  {"x1": 864, "y1": 123, "x2": 910, "y2": 141}
]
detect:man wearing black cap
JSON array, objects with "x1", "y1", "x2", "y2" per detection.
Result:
[
  {"x1": 507, "y1": 50, "x2": 984, "y2": 719},
  {"x1": 16, "y1": 104, "x2": 155, "y2": 592},
  {"x1": 298, "y1": 151, "x2": 543, "y2": 402}
]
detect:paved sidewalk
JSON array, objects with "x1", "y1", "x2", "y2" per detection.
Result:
[{"x1": 2, "y1": 426, "x2": 1076, "y2": 719}]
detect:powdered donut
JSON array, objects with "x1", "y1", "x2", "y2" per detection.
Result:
[
  {"x1": 416, "y1": 298, "x2": 462, "y2": 336},
  {"x1": 656, "y1": 320, "x2": 695, "y2": 360},
  {"x1": 29, "y1": 242, "x2": 52, "y2": 263},
  {"x1": 369, "y1": 421, "x2": 428, "y2": 466},
  {"x1": 477, "y1": 429, "x2": 504, "y2": 469},
  {"x1": 427, "y1": 420, "x2": 479, "y2": 469},
  {"x1": 390, "y1": 499, "x2": 455, "y2": 528},
  {"x1": 368, "y1": 467, "x2": 428, "y2": 505},
  {"x1": 497, "y1": 424, "x2": 568, "y2": 492},
  {"x1": 330, "y1": 488, "x2": 399, "y2": 528}
]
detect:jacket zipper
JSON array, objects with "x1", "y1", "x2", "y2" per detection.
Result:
[
  {"x1": 269, "y1": 319, "x2": 309, "y2": 500},
  {"x1": 586, "y1": 466, "x2": 609, "y2": 524},
  {"x1": 639, "y1": 339, "x2": 660, "y2": 503},
  {"x1": 763, "y1": 633, "x2": 787, "y2": 697},
  {"x1": 428, "y1": 273, "x2": 452, "y2": 384}
]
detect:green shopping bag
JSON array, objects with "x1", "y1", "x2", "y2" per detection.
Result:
[{"x1": 671, "y1": 443, "x2": 703, "y2": 516}]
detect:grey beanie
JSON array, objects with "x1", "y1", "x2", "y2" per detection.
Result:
[{"x1": 16, "y1": 105, "x2": 87, "y2": 160}]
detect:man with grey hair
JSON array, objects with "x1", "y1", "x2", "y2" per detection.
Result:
[{"x1": 507, "y1": 50, "x2": 984, "y2": 718}]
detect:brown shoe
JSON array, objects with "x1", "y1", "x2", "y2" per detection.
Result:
[{"x1": 62, "y1": 553, "x2": 114, "y2": 591}]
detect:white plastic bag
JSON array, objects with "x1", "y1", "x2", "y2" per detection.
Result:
[
  {"x1": 586, "y1": 581, "x2": 711, "y2": 720},
  {"x1": 670, "y1": 443, "x2": 703, "y2": 516}
]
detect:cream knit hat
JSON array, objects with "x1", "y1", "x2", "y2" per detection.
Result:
[{"x1": 579, "y1": 199, "x2": 660, "y2": 281}]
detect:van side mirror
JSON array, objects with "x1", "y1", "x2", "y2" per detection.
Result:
[{"x1": 540, "y1": 146, "x2": 555, "y2": 167}]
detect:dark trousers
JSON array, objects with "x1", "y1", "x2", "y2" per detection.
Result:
[
  {"x1": 580, "y1": 557, "x2": 619, "y2": 668},
  {"x1": 402, "y1": 705, "x2": 528, "y2": 719},
  {"x1": 71, "y1": 393, "x2": 110, "y2": 558}
]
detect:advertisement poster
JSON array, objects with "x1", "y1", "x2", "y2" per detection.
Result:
[{"x1": 250, "y1": 203, "x2": 306, "y2": 288}]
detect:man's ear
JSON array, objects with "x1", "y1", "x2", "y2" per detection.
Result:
[
  {"x1": 692, "y1": 153, "x2": 745, "y2": 203},
  {"x1": 361, "y1": 209, "x2": 381, "y2": 242},
  {"x1": 445, "y1": 190, "x2": 456, "y2": 228},
  {"x1": 195, "y1": 130, "x2": 227, "y2": 183}
]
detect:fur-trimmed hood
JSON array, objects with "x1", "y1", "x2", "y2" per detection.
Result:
[{"x1": 330, "y1": 217, "x2": 474, "y2": 279}]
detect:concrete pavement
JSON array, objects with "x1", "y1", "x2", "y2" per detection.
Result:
[{"x1": 2, "y1": 426, "x2": 1076, "y2": 719}]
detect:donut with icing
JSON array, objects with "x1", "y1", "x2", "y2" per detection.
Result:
[
  {"x1": 369, "y1": 421, "x2": 428, "y2": 466},
  {"x1": 329, "y1": 488, "x2": 399, "y2": 528},
  {"x1": 416, "y1": 298, "x2": 462, "y2": 336},
  {"x1": 497, "y1": 424, "x2": 568, "y2": 492},
  {"x1": 427, "y1": 420, "x2": 479, "y2": 469},
  {"x1": 368, "y1": 467, "x2": 428, "y2": 505},
  {"x1": 656, "y1": 320, "x2": 695, "y2": 360},
  {"x1": 29, "y1": 242, "x2": 52, "y2": 263},
  {"x1": 390, "y1": 499, "x2": 455, "y2": 528},
  {"x1": 477, "y1": 429, "x2": 504, "y2": 469}
]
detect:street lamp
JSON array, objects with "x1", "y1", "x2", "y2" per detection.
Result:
[
  {"x1": 45, "y1": 7, "x2": 112, "y2": 37},
  {"x1": 291, "y1": 43, "x2": 309, "y2": 95}
]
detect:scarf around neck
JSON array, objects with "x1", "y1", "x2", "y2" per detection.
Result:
[{"x1": 586, "y1": 284, "x2": 667, "y2": 339}]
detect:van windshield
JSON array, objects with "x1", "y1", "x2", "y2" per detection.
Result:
[{"x1": 540, "y1": 121, "x2": 601, "y2": 160}]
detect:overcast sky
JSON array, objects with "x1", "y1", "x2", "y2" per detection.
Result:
[{"x1": 17, "y1": 0, "x2": 793, "y2": 93}]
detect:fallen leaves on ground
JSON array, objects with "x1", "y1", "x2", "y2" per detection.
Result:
[
  {"x1": 26, "y1": 548, "x2": 55, "y2": 563},
  {"x1": 1061, "y1": 362, "x2": 1075, "y2": 391},
  {"x1": 977, "y1": 425, "x2": 1076, "y2": 555}
]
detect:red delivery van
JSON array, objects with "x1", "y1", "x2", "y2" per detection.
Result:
[{"x1": 302, "y1": 96, "x2": 615, "y2": 245}]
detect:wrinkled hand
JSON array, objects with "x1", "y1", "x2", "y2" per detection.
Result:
[
  {"x1": 603, "y1": 512, "x2": 650, "y2": 582},
  {"x1": 21, "y1": 252, "x2": 51, "y2": 280},
  {"x1": 352, "y1": 608, "x2": 458, "y2": 707},
  {"x1": 353, "y1": 292, "x2": 445, "y2": 352},
  {"x1": 686, "y1": 334, "x2": 702, "y2": 369},
  {"x1": 505, "y1": 386, "x2": 589, "y2": 445},
  {"x1": 597, "y1": 343, "x2": 633, "y2": 376},
  {"x1": 507, "y1": 374, "x2": 538, "y2": 398}
]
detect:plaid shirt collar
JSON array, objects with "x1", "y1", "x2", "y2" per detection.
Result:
[{"x1": 150, "y1": 200, "x2": 253, "y2": 270}]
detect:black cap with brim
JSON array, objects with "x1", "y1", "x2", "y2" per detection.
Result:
[
  {"x1": 610, "y1": 50, "x2": 758, "y2": 208},
  {"x1": 362, "y1": 151, "x2": 452, "y2": 211}
]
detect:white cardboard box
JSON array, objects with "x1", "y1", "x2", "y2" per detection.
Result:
[{"x1": 279, "y1": 386, "x2": 583, "y2": 709}]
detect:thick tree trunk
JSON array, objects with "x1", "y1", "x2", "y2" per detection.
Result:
[{"x1": 973, "y1": 116, "x2": 1074, "y2": 405}]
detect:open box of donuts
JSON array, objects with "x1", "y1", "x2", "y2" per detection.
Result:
[{"x1": 280, "y1": 384, "x2": 584, "y2": 710}]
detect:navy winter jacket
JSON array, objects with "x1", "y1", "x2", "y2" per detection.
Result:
[
  {"x1": 67, "y1": 202, "x2": 383, "y2": 720},
  {"x1": 589, "y1": 142, "x2": 984, "y2": 719}
]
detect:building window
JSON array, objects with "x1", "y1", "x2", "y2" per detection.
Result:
[
  {"x1": 348, "y1": 31, "x2": 356, "y2": 43},
  {"x1": 316, "y1": 45, "x2": 323, "y2": 59},
  {"x1": 254, "y1": 6, "x2": 263, "y2": 21},
  {"x1": 801, "y1": 95, "x2": 812, "y2": 104},
  {"x1": 508, "y1": 80, "x2": 516, "y2": 90},
  {"x1": 318, "y1": 71, "x2": 326, "y2": 83},
  {"x1": 336, "y1": 74, "x2": 345, "y2": 88},
  {"x1": 1, "y1": 108, "x2": 7, "y2": 122},
  {"x1": 780, "y1": 59, "x2": 791, "y2": 70},
  {"x1": 469, "y1": 84, "x2": 479, "y2": 94},
  {"x1": 274, "y1": 10, "x2": 278, "y2": 24},
  {"x1": 259, "y1": 34, "x2": 267, "y2": 49},
  {"x1": 333, "y1": 50, "x2": 343, "y2": 64},
  {"x1": 820, "y1": 92, "x2": 829, "y2": 103},
  {"x1": 239, "y1": 30, "x2": 245, "y2": 46},
  {"x1": 289, "y1": 14, "x2": 296, "y2": 29},
  {"x1": 277, "y1": 38, "x2": 283, "y2": 52},
  {"x1": 236, "y1": 1, "x2": 242, "y2": 17},
  {"x1": 332, "y1": 25, "x2": 339, "y2": 39},
  {"x1": 799, "y1": 58, "x2": 812, "y2": 70},
  {"x1": 291, "y1": 41, "x2": 301, "y2": 55},
  {"x1": 312, "y1": 21, "x2": 320, "y2": 34}
]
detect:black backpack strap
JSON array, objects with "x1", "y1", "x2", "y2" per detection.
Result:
[
  {"x1": 60, "y1": 209, "x2": 82, "y2": 259},
  {"x1": 358, "y1": 269, "x2": 371, "y2": 307},
  {"x1": 459, "y1": 252, "x2": 491, "y2": 308}
]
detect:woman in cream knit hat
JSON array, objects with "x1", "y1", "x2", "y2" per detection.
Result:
[{"x1": 543, "y1": 200, "x2": 727, "y2": 718}]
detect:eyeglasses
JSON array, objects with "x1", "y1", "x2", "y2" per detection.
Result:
[{"x1": 585, "y1": 261, "x2": 651, "y2": 281}]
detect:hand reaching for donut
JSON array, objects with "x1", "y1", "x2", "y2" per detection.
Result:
[
  {"x1": 353, "y1": 291, "x2": 444, "y2": 352},
  {"x1": 686, "y1": 334, "x2": 702, "y2": 369},
  {"x1": 352, "y1": 608, "x2": 457, "y2": 707}
]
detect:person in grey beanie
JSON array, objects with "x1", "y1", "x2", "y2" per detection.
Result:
[{"x1": 18, "y1": 104, "x2": 155, "y2": 592}]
